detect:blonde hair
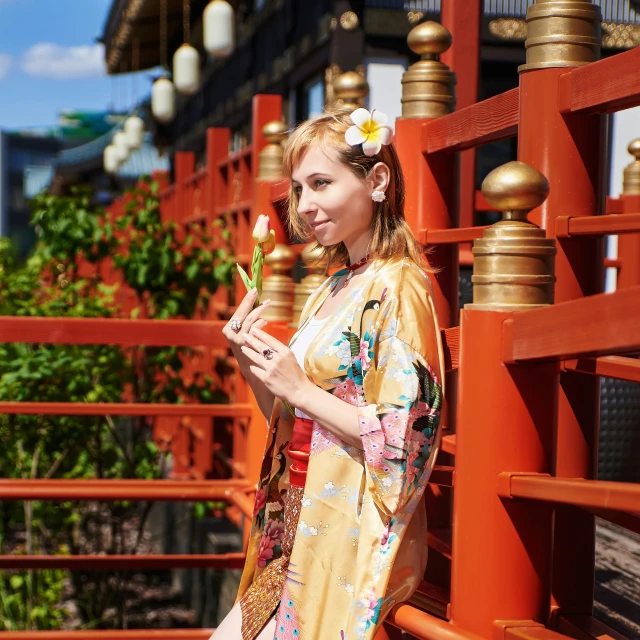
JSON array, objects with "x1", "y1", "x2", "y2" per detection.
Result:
[{"x1": 282, "y1": 108, "x2": 428, "y2": 270}]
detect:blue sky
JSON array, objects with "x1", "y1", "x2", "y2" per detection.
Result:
[{"x1": 0, "y1": 0, "x2": 151, "y2": 131}]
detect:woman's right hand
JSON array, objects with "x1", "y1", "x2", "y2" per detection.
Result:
[{"x1": 222, "y1": 288, "x2": 270, "y2": 363}]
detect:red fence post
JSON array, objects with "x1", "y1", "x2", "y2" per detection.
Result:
[
  {"x1": 451, "y1": 160, "x2": 558, "y2": 637},
  {"x1": 516, "y1": 0, "x2": 604, "y2": 618}
]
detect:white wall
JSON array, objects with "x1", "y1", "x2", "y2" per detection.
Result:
[
  {"x1": 605, "y1": 106, "x2": 640, "y2": 291},
  {"x1": 365, "y1": 59, "x2": 408, "y2": 130}
]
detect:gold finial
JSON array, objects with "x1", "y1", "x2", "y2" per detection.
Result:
[
  {"x1": 481, "y1": 161, "x2": 550, "y2": 219},
  {"x1": 407, "y1": 21, "x2": 452, "y2": 60},
  {"x1": 290, "y1": 243, "x2": 329, "y2": 328},
  {"x1": 468, "y1": 161, "x2": 556, "y2": 311},
  {"x1": 401, "y1": 21, "x2": 456, "y2": 119},
  {"x1": 623, "y1": 139, "x2": 640, "y2": 195},
  {"x1": 258, "y1": 120, "x2": 288, "y2": 180},
  {"x1": 262, "y1": 244, "x2": 297, "y2": 323},
  {"x1": 519, "y1": 0, "x2": 602, "y2": 73},
  {"x1": 332, "y1": 70, "x2": 369, "y2": 110}
]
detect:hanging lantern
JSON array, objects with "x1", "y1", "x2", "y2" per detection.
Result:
[
  {"x1": 103, "y1": 144, "x2": 120, "y2": 175},
  {"x1": 204, "y1": 0, "x2": 235, "y2": 59},
  {"x1": 124, "y1": 115, "x2": 144, "y2": 150},
  {"x1": 151, "y1": 77, "x2": 176, "y2": 123},
  {"x1": 113, "y1": 131, "x2": 130, "y2": 164},
  {"x1": 173, "y1": 43, "x2": 200, "y2": 95}
]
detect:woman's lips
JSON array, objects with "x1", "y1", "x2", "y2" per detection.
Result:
[{"x1": 311, "y1": 221, "x2": 329, "y2": 231}]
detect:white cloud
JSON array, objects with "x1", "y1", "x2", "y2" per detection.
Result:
[
  {"x1": 21, "y1": 43, "x2": 105, "y2": 79},
  {"x1": 0, "y1": 54, "x2": 11, "y2": 80}
]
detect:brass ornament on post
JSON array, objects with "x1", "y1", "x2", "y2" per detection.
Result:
[
  {"x1": 339, "y1": 11, "x2": 359, "y2": 31},
  {"x1": 262, "y1": 244, "x2": 297, "y2": 323},
  {"x1": 622, "y1": 139, "x2": 640, "y2": 196},
  {"x1": 258, "y1": 120, "x2": 288, "y2": 180},
  {"x1": 467, "y1": 161, "x2": 557, "y2": 311},
  {"x1": 332, "y1": 70, "x2": 369, "y2": 110},
  {"x1": 518, "y1": 0, "x2": 602, "y2": 73},
  {"x1": 401, "y1": 21, "x2": 456, "y2": 119},
  {"x1": 290, "y1": 243, "x2": 329, "y2": 328}
]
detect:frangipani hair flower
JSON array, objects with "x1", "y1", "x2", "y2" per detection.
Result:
[{"x1": 345, "y1": 108, "x2": 393, "y2": 157}]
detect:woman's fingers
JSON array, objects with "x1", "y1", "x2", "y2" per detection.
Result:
[
  {"x1": 252, "y1": 318, "x2": 268, "y2": 331},
  {"x1": 243, "y1": 299, "x2": 271, "y2": 329},
  {"x1": 249, "y1": 327, "x2": 285, "y2": 351},
  {"x1": 240, "y1": 343, "x2": 267, "y2": 368},
  {"x1": 242, "y1": 331, "x2": 269, "y2": 355}
]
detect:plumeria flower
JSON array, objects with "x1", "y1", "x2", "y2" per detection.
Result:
[{"x1": 345, "y1": 108, "x2": 393, "y2": 156}]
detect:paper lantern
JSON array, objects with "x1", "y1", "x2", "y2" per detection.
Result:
[
  {"x1": 124, "y1": 115, "x2": 144, "y2": 150},
  {"x1": 151, "y1": 77, "x2": 176, "y2": 123},
  {"x1": 113, "y1": 131, "x2": 130, "y2": 164},
  {"x1": 103, "y1": 144, "x2": 120, "y2": 175},
  {"x1": 204, "y1": 0, "x2": 235, "y2": 59},
  {"x1": 173, "y1": 44, "x2": 200, "y2": 95}
]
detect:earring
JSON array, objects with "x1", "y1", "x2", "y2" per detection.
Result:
[{"x1": 371, "y1": 190, "x2": 386, "y2": 203}]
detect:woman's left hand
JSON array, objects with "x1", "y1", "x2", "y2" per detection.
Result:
[{"x1": 240, "y1": 327, "x2": 313, "y2": 407}]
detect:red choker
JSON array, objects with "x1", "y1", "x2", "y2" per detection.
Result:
[{"x1": 344, "y1": 255, "x2": 370, "y2": 286}]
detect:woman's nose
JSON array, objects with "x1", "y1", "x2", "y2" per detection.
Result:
[{"x1": 297, "y1": 189, "x2": 315, "y2": 216}]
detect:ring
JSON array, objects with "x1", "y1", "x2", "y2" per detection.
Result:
[
  {"x1": 263, "y1": 348, "x2": 274, "y2": 360},
  {"x1": 229, "y1": 318, "x2": 242, "y2": 333}
]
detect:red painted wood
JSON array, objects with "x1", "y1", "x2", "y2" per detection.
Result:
[
  {"x1": 0, "y1": 632, "x2": 212, "y2": 639},
  {"x1": 502, "y1": 286, "x2": 640, "y2": 363},
  {"x1": 0, "y1": 402, "x2": 252, "y2": 417},
  {"x1": 558, "y1": 46, "x2": 640, "y2": 114},
  {"x1": 0, "y1": 553, "x2": 246, "y2": 570},
  {"x1": 498, "y1": 474, "x2": 640, "y2": 513},
  {"x1": 555, "y1": 212, "x2": 640, "y2": 237},
  {"x1": 0, "y1": 479, "x2": 251, "y2": 501},
  {"x1": 563, "y1": 356, "x2": 640, "y2": 383},
  {"x1": 424, "y1": 89, "x2": 519, "y2": 154},
  {"x1": 424, "y1": 227, "x2": 488, "y2": 244},
  {"x1": 519, "y1": 65, "x2": 604, "y2": 616},
  {"x1": 0, "y1": 316, "x2": 228, "y2": 348}
]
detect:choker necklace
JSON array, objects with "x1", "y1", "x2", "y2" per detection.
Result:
[{"x1": 344, "y1": 255, "x2": 370, "y2": 286}]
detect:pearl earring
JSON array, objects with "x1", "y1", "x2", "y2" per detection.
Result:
[{"x1": 371, "y1": 190, "x2": 386, "y2": 203}]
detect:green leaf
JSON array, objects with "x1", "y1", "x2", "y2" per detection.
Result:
[{"x1": 236, "y1": 264, "x2": 253, "y2": 292}]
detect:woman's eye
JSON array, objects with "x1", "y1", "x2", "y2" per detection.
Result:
[{"x1": 315, "y1": 179, "x2": 329, "y2": 188}]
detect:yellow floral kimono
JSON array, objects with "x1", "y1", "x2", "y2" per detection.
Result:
[{"x1": 237, "y1": 258, "x2": 445, "y2": 640}]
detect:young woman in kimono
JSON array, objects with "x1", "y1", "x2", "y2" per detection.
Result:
[{"x1": 213, "y1": 107, "x2": 445, "y2": 640}]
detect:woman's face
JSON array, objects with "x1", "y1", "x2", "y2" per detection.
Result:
[{"x1": 291, "y1": 145, "x2": 374, "y2": 248}]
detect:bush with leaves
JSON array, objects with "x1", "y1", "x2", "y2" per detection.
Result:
[{"x1": 0, "y1": 179, "x2": 234, "y2": 629}]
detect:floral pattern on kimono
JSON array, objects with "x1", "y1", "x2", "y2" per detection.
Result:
[{"x1": 236, "y1": 258, "x2": 445, "y2": 640}]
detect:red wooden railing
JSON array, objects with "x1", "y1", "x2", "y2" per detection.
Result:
[{"x1": 4, "y1": 3, "x2": 640, "y2": 639}]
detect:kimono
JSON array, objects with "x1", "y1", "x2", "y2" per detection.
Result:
[{"x1": 236, "y1": 257, "x2": 445, "y2": 640}]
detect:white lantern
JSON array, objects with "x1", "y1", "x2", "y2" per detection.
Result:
[
  {"x1": 152, "y1": 77, "x2": 176, "y2": 123},
  {"x1": 103, "y1": 144, "x2": 120, "y2": 175},
  {"x1": 203, "y1": 0, "x2": 235, "y2": 59},
  {"x1": 173, "y1": 44, "x2": 200, "y2": 95},
  {"x1": 113, "y1": 131, "x2": 130, "y2": 164},
  {"x1": 124, "y1": 115, "x2": 144, "y2": 150}
]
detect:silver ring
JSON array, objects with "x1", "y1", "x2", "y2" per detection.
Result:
[
  {"x1": 229, "y1": 318, "x2": 242, "y2": 333},
  {"x1": 263, "y1": 348, "x2": 274, "y2": 360}
]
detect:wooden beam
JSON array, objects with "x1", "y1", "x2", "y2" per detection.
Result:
[
  {"x1": 558, "y1": 46, "x2": 640, "y2": 114},
  {"x1": 0, "y1": 553, "x2": 246, "y2": 570},
  {"x1": 502, "y1": 286, "x2": 640, "y2": 363},
  {"x1": 0, "y1": 317, "x2": 228, "y2": 348},
  {"x1": 497, "y1": 473, "x2": 640, "y2": 513},
  {"x1": 555, "y1": 213, "x2": 640, "y2": 238},
  {"x1": 0, "y1": 402, "x2": 252, "y2": 417},
  {"x1": 423, "y1": 226, "x2": 488, "y2": 244},
  {"x1": 423, "y1": 88, "x2": 519, "y2": 154},
  {"x1": 0, "y1": 479, "x2": 252, "y2": 502},
  {"x1": 563, "y1": 356, "x2": 640, "y2": 383}
]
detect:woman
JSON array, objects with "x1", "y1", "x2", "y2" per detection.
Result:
[{"x1": 214, "y1": 108, "x2": 445, "y2": 640}]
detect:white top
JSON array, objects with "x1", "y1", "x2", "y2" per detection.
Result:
[{"x1": 290, "y1": 315, "x2": 328, "y2": 419}]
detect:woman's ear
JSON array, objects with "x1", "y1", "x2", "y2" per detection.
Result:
[{"x1": 370, "y1": 162, "x2": 391, "y2": 195}]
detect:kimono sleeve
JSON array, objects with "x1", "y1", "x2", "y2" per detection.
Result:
[{"x1": 357, "y1": 283, "x2": 444, "y2": 518}]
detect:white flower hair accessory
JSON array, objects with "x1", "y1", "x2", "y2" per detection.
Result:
[{"x1": 345, "y1": 108, "x2": 394, "y2": 157}]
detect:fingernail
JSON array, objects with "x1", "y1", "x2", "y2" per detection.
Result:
[
  {"x1": 250, "y1": 288, "x2": 258, "y2": 296},
  {"x1": 262, "y1": 299, "x2": 271, "y2": 305}
]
